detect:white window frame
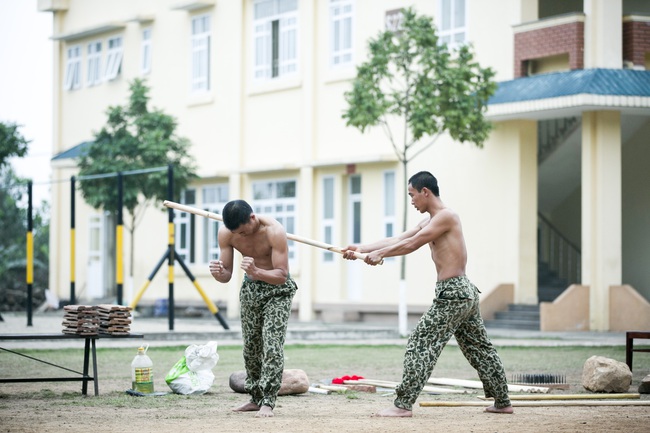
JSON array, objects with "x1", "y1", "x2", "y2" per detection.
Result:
[
  {"x1": 322, "y1": 176, "x2": 336, "y2": 262},
  {"x1": 64, "y1": 45, "x2": 82, "y2": 90},
  {"x1": 348, "y1": 174, "x2": 362, "y2": 244},
  {"x1": 191, "y1": 14, "x2": 211, "y2": 92},
  {"x1": 382, "y1": 170, "x2": 396, "y2": 261},
  {"x1": 438, "y1": 0, "x2": 466, "y2": 48},
  {"x1": 175, "y1": 189, "x2": 196, "y2": 264},
  {"x1": 104, "y1": 36, "x2": 124, "y2": 80},
  {"x1": 141, "y1": 27, "x2": 152, "y2": 75},
  {"x1": 202, "y1": 184, "x2": 229, "y2": 263},
  {"x1": 86, "y1": 40, "x2": 102, "y2": 86},
  {"x1": 251, "y1": 178, "x2": 298, "y2": 261},
  {"x1": 253, "y1": 0, "x2": 298, "y2": 80},
  {"x1": 330, "y1": 0, "x2": 354, "y2": 67}
]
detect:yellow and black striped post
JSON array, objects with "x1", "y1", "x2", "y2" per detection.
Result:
[
  {"x1": 116, "y1": 172, "x2": 124, "y2": 305},
  {"x1": 26, "y1": 182, "x2": 33, "y2": 326},
  {"x1": 167, "y1": 164, "x2": 175, "y2": 330},
  {"x1": 70, "y1": 176, "x2": 76, "y2": 304}
]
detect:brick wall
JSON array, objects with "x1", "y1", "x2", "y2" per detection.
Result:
[
  {"x1": 623, "y1": 19, "x2": 650, "y2": 68},
  {"x1": 514, "y1": 21, "x2": 584, "y2": 78}
]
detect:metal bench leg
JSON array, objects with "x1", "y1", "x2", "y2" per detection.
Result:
[{"x1": 92, "y1": 339, "x2": 99, "y2": 396}]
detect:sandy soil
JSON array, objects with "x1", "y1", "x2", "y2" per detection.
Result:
[{"x1": 2, "y1": 378, "x2": 649, "y2": 433}]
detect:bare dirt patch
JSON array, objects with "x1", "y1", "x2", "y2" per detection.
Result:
[{"x1": 1, "y1": 344, "x2": 649, "y2": 433}]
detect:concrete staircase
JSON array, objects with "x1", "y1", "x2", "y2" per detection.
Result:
[
  {"x1": 485, "y1": 262, "x2": 569, "y2": 331},
  {"x1": 484, "y1": 304, "x2": 541, "y2": 330}
]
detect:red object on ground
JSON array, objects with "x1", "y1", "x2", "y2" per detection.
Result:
[{"x1": 332, "y1": 375, "x2": 364, "y2": 384}]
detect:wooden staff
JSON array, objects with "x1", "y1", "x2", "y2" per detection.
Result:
[
  {"x1": 420, "y1": 400, "x2": 650, "y2": 407},
  {"x1": 163, "y1": 200, "x2": 381, "y2": 263}
]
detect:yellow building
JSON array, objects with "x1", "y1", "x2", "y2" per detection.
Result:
[{"x1": 40, "y1": 0, "x2": 650, "y2": 331}]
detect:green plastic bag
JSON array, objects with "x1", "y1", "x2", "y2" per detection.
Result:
[{"x1": 165, "y1": 356, "x2": 190, "y2": 384}]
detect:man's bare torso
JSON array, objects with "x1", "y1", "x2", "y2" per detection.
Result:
[
  {"x1": 423, "y1": 209, "x2": 468, "y2": 281},
  {"x1": 225, "y1": 216, "x2": 280, "y2": 271}
]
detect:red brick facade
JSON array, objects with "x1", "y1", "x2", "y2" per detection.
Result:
[
  {"x1": 514, "y1": 21, "x2": 584, "y2": 78},
  {"x1": 623, "y1": 19, "x2": 650, "y2": 68}
]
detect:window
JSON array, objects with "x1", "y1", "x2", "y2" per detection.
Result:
[
  {"x1": 439, "y1": 0, "x2": 466, "y2": 47},
  {"x1": 141, "y1": 27, "x2": 152, "y2": 75},
  {"x1": 330, "y1": 0, "x2": 353, "y2": 67},
  {"x1": 202, "y1": 184, "x2": 229, "y2": 263},
  {"x1": 64, "y1": 45, "x2": 82, "y2": 90},
  {"x1": 104, "y1": 36, "x2": 123, "y2": 80},
  {"x1": 253, "y1": 0, "x2": 298, "y2": 80},
  {"x1": 349, "y1": 175, "x2": 361, "y2": 244},
  {"x1": 87, "y1": 41, "x2": 102, "y2": 86},
  {"x1": 322, "y1": 176, "x2": 335, "y2": 262},
  {"x1": 175, "y1": 189, "x2": 196, "y2": 263},
  {"x1": 383, "y1": 171, "x2": 396, "y2": 261},
  {"x1": 191, "y1": 14, "x2": 211, "y2": 92},
  {"x1": 252, "y1": 179, "x2": 297, "y2": 260}
]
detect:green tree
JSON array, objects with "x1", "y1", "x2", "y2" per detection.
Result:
[
  {"x1": 77, "y1": 79, "x2": 197, "y2": 278},
  {"x1": 342, "y1": 8, "x2": 496, "y2": 334},
  {"x1": 0, "y1": 121, "x2": 30, "y2": 167},
  {"x1": 0, "y1": 165, "x2": 49, "y2": 311}
]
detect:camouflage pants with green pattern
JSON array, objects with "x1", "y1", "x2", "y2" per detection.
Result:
[
  {"x1": 394, "y1": 275, "x2": 511, "y2": 410},
  {"x1": 240, "y1": 275, "x2": 297, "y2": 409}
]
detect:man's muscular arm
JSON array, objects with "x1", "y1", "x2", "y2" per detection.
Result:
[{"x1": 209, "y1": 228, "x2": 235, "y2": 283}]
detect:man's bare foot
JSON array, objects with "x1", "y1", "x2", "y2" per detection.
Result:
[
  {"x1": 255, "y1": 405, "x2": 274, "y2": 418},
  {"x1": 373, "y1": 406, "x2": 413, "y2": 417},
  {"x1": 232, "y1": 402, "x2": 260, "y2": 412},
  {"x1": 484, "y1": 405, "x2": 514, "y2": 414}
]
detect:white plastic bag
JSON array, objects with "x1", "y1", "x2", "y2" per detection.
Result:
[{"x1": 165, "y1": 341, "x2": 219, "y2": 395}]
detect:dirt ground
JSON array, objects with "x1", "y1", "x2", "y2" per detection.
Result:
[{"x1": 2, "y1": 378, "x2": 649, "y2": 433}]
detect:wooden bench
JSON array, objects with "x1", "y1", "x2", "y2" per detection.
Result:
[
  {"x1": 0, "y1": 333, "x2": 143, "y2": 396},
  {"x1": 625, "y1": 331, "x2": 650, "y2": 372}
]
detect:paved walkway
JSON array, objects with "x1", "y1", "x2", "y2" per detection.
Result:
[{"x1": 0, "y1": 310, "x2": 628, "y2": 349}]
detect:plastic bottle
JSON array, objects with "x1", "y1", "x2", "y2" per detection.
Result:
[{"x1": 131, "y1": 344, "x2": 154, "y2": 393}]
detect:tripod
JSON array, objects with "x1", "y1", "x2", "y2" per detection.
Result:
[{"x1": 130, "y1": 248, "x2": 229, "y2": 330}]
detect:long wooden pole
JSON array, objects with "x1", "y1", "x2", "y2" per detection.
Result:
[
  {"x1": 163, "y1": 200, "x2": 379, "y2": 263},
  {"x1": 429, "y1": 377, "x2": 550, "y2": 393},
  {"x1": 478, "y1": 393, "x2": 641, "y2": 401},
  {"x1": 420, "y1": 400, "x2": 650, "y2": 407}
]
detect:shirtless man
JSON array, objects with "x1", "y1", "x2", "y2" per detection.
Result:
[
  {"x1": 343, "y1": 171, "x2": 513, "y2": 416},
  {"x1": 209, "y1": 199, "x2": 297, "y2": 418}
]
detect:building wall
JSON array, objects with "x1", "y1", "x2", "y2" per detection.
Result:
[{"x1": 43, "y1": 0, "x2": 650, "y2": 326}]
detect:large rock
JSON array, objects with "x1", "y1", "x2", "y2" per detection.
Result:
[
  {"x1": 229, "y1": 369, "x2": 310, "y2": 395},
  {"x1": 639, "y1": 374, "x2": 650, "y2": 394},
  {"x1": 582, "y1": 355, "x2": 632, "y2": 393}
]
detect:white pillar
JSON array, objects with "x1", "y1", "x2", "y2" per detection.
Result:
[
  {"x1": 584, "y1": 0, "x2": 622, "y2": 69},
  {"x1": 581, "y1": 111, "x2": 622, "y2": 331},
  {"x1": 515, "y1": 120, "x2": 538, "y2": 305},
  {"x1": 297, "y1": 0, "x2": 316, "y2": 321}
]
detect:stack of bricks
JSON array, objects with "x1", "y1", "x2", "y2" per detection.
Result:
[
  {"x1": 62, "y1": 305, "x2": 99, "y2": 335},
  {"x1": 97, "y1": 304, "x2": 132, "y2": 335}
]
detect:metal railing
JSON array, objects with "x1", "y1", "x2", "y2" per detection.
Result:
[
  {"x1": 538, "y1": 117, "x2": 579, "y2": 163},
  {"x1": 538, "y1": 213, "x2": 581, "y2": 285}
]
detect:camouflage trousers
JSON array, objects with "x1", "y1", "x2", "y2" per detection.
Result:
[
  {"x1": 239, "y1": 275, "x2": 297, "y2": 409},
  {"x1": 394, "y1": 275, "x2": 511, "y2": 410}
]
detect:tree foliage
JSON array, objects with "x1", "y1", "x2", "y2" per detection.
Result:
[
  {"x1": 77, "y1": 79, "x2": 197, "y2": 276},
  {"x1": 0, "y1": 121, "x2": 30, "y2": 168},
  {"x1": 78, "y1": 79, "x2": 197, "y2": 214},
  {"x1": 342, "y1": 7, "x2": 497, "y2": 164}
]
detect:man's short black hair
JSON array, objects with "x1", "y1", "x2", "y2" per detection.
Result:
[
  {"x1": 408, "y1": 171, "x2": 440, "y2": 196},
  {"x1": 222, "y1": 200, "x2": 253, "y2": 231}
]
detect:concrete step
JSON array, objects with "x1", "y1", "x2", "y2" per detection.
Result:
[{"x1": 484, "y1": 318, "x2": 541, "y2": 331}]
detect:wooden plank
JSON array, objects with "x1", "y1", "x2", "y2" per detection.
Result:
[
  {"x1": 345, "y1": 379, "x2": 469, "y2": 394},
  {"x1": 428, "y1": 377, "x2": 550, "y2": 394},
  {"x1": 420, "y1": 400, "x2": 650, "y2": 407},
  {"x1": 478, "y1": 393, "x2": 641, "y2": 401}
]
